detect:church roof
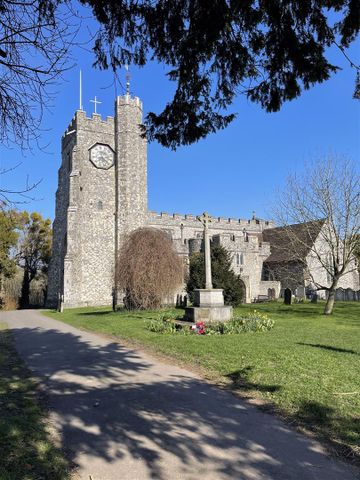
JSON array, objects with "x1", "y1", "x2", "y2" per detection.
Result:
[{"x1": 263, "y1": 219, "x2": 326, "y2": 263}]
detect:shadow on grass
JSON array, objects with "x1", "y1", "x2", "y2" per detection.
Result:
[
  {"x1": 297, "y1": 343, "x2": 359, "y2": 355},
  {"x1": 78, "y1": 310, "x2": 114, "y2": 316},
  {"x1": 226, "y1": 367, "x2": 359, "y2": 463},
  {"x1": 294, "y1": 400, "x2": 360, "y2": 456},
  {"x1": 78, "y1": 309, "x2": 185, "y2": 322},
  {"x1": 0, "y1": 328, "x2": 70, "y2": 479},
  {"x1": 5, "y1": 323, "x2": 359, "y2": 479},
  {"x1": 226, "y1": 367, "x2": 281, "y2": 393}
]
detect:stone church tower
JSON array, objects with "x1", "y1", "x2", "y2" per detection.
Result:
[{"x1": 47, "y1": 95, "x2": 147, "y2": 307}]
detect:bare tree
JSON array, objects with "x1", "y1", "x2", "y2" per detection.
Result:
[
  {"x1": 116, "y1": 228, "x2": 184, "y2": 310},
  {"x1": 273, "y1": 155, "x2": 360, "y2": 315},
  {"x1": 0, "y1": 163, "x2": 42, "y2": 207},
  {"x1": 0, "y1": 1, "x2": 76, "y2": 148}
]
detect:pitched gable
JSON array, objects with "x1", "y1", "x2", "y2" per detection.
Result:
[{"x1": 263, "y1": 220, "x2": 326, "y2": 263}]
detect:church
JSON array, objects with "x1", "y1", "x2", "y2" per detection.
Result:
[{"x1": 46, "y1": 93, "x2": 359, "y2": 308}]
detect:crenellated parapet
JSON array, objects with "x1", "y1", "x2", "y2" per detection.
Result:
[
  {"x1": 62, "y1": 110, "x2": 114, "y2": 139},
  {"x1": 147, "y1": 210, "x2": 274, "y2": 231}
]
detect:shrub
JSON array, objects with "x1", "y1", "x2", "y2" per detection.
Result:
[{"x1": 0, "y1": 295, "x2": 18, "y2": 311}]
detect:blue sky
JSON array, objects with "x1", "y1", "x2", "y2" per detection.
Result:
[{"x1": 0, "y1": 27, "x2": 359, "y2": 222}]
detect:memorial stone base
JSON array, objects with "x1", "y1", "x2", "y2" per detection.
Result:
[{"x1": 184, "y1": 288, "x2": 233, "y2": 323}]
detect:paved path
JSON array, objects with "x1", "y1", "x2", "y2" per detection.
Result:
[{"x1": 2, "y1": 310, "x2": 359, "y2": 480}]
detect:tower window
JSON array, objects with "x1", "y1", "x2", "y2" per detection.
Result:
[
  {"x1": 97, "y1": 201, "x2": 103, "y2": 210},
  {"x1": 236, "y1": 253, "x2": 244, "y2": 266}
]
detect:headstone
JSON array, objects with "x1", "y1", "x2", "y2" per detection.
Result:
[
  {"x1": 311, "y1": 292, "x2": 318, "y2": 303},
  {"x1": 268, "y1": 288, "x2": 275, "y2": 300},
  {"x1": 112, "y1": 288, "x2": 116, "y2": 311},
  {"x1": 296, "y1": 286, "x2": 306, "y2": 299},
  {"x1": 57, "y1": 293, "x2": 64, "y2": 313},
  {"x1": 284, "y1": 288, "x2": 292, "y2": 305},
  {"x1": 335, "y1": 288, "x2": 344, "y2": 301},
  {"x1": 345, "y1": 288, "x2": 355, "y2": 301}
]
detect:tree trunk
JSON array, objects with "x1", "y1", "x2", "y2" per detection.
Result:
[
  {"x1": 323, "y1": 283, "x2": 338, "y2": 315},
  {"x1": 20, "y1": 268, "x2": 30, "y2": 309}
]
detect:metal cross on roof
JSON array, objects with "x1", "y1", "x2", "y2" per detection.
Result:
[{"x1": 90, "y1": 96, "x2": 101, "y2": 114}]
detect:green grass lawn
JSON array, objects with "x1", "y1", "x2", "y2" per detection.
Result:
[
  {"x1": 0, "y1": 323, "x2": 70, "y2": 480},
  {"x1": 44, "y1": 302, "x2": 360, "y2": 462}
]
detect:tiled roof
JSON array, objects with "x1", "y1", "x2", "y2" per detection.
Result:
[{"x1": 263, "y1": 220, "x2": 326, "y2": 263}]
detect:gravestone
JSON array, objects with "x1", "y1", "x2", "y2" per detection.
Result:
[
  {"x1": 176, "y1": 294, "x2": 188, "y2": 308},
  {"x1": 112, "y1": 288, "x2": 116, "y2": 311},
  {"x1": 345, "y1": 288, "x2": 355, "y2": 301},
  {"x1": 335, "y1": 288, "x2": 344, "y2": 301},
  {"x1": 296, "y1": 286, "x2": 306, "y2": 299},
  {"x1": 284, "y1": 288, "x2": 292, "y2": 305},
  {"x1": 268, "y1": 288, "x2": 275, "y2": 300},
  {"x1": 57, "y1": 293, "x2": 64, "y2": 313},
  {"x1": 311, "y1": 292, "x2": 318, "y2": 303}
]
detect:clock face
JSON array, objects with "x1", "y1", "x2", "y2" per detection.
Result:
[{"x1": 89, "y1": 143, "x2": 114, "y2": 169}]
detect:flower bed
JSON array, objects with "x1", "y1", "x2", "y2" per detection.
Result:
[{"x1": 145, "y1": 310, "x2": 274, "y2": 335}]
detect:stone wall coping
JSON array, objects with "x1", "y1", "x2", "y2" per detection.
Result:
[{"x1": 147, "y1": 210, "x2": 274, "y2": 228}]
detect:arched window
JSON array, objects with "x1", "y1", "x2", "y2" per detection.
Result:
[{"x1": 97, "y1": 200, "x2": 103, "y2": 210}]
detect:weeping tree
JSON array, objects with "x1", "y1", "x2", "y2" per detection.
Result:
[
  {"x1": 116, "y1": 228, "x2": 184, "y2": 310},
  {"x1": 17, "y1": 212, "x2": 52, "y2": 308},
  {"x1": 274, "y1": 155, "x2": 359, "y2": 315}
]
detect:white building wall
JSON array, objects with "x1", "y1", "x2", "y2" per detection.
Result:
[{"x1": 305, "y1": 229, "x2": 360, "y2": 299}]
